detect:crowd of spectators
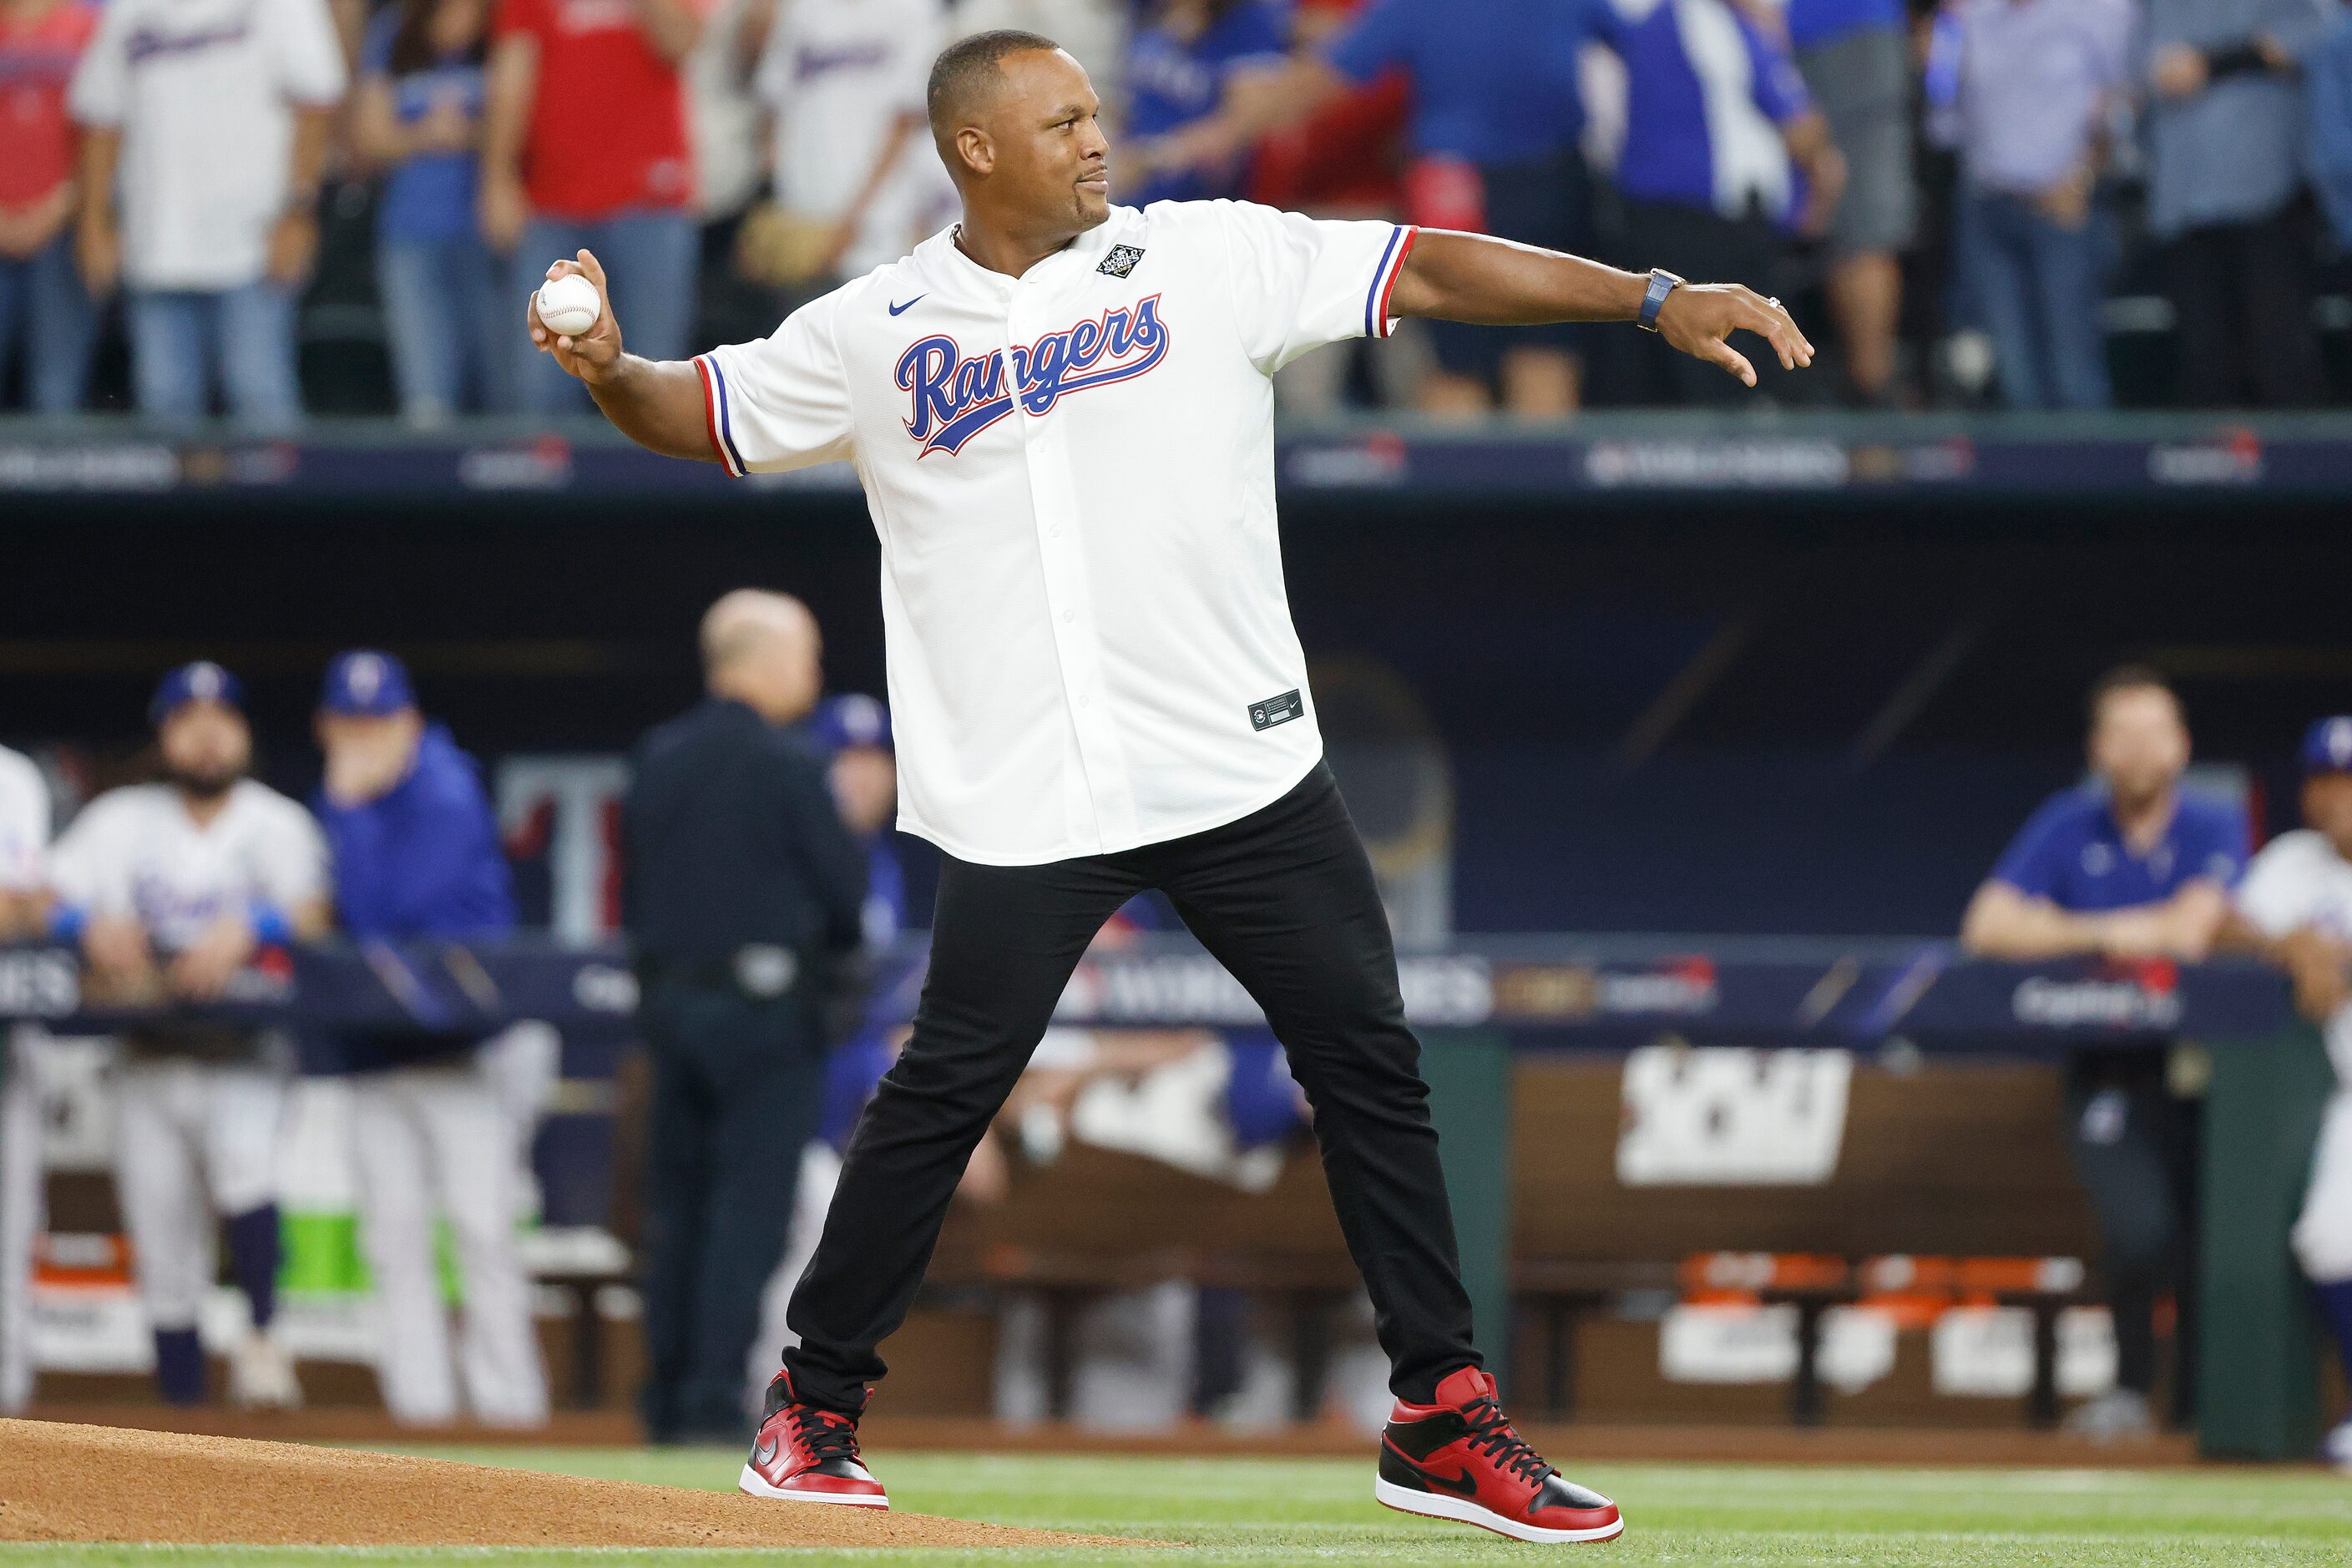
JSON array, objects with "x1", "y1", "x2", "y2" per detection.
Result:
[{"x1": 4, "y1": 0, "x2": 2352, "y2": 423}]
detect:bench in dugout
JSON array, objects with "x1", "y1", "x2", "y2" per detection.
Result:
[{"x1": 923, "y1": 1054, "x2": 2110, "y2": 1427}]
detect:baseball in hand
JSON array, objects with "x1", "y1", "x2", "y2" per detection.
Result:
[{"x1": 536, "y1": 272, "x2": 602, "y2": 337}]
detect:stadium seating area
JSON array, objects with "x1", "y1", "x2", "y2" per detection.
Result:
[{"x1": 6, "y1": 0, "x2": 2352, "y2": 422}]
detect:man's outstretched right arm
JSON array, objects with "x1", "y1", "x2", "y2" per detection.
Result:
[{"x1": 524, "y1": 249, "x2": 716, "y2": 462}]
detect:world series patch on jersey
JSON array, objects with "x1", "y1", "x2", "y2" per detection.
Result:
[{"x1": 694, "y1": 200, "x2": 1416, "y2": 868}]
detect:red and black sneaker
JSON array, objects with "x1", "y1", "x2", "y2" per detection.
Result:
[
  {"x1": 1376, "y1": 1367, "x2": 1622, "y2": 1544},
  {"x1": 738, "y1": 1371, "x2": 888, "y2": 1507}
]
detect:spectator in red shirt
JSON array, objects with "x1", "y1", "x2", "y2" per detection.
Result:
[
  {"x1": 0, "y1": 0, "x2": 99, "y2": 413},
  {"x1": 482, "y1": 0, "x2": 705, "y2": 414}
]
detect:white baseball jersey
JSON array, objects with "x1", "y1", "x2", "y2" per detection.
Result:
[
  {"x1": 48, "y1": 780, "x2": 326, "y2": 952},
  {"x1": 753, "y1": 0, "x2": 955, "y2": 277},
  {"x1": 0, "y1": 746, "x2": 47, "y2": 897},
  {"x1": 2235, "y1": 828, "x2": 2352, "y2": 1080},
  {"x1": 68, "y1": 0, "x2": 347, "y2": 291},
  {"x1": 696, "y1": 200, "x2": 1416, "y2": 865},
  {"x1": 0, "y1": 746, "x2": 47, "y2": 1413}
]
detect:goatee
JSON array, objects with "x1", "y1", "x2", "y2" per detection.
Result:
[{"x1": 167, "y1": 764, "x2": 241, "y2": 802}]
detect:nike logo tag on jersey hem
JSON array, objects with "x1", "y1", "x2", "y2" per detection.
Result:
[
  {"x1": 1249, "y1": 689, "x2": 1304, "y2": 732},
  {"x1": 888, "y1": 296, "x2": 924, "y2": 316}
]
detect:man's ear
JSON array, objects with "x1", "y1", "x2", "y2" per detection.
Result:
[{"x1": 955, "y1": 125, "x2": 994, "y2": 179}]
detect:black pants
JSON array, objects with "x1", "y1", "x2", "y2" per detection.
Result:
[
  {"x1": 638, "y1": 982, "x2": 827, "y2": 1439},
  {"x1": 782, "y1": 763, "x2": 1479, "y2": 1412},
  {"x1": 2165, "y1": 202, "x2": 2326, "y2": 408},
  {"x1": 2064, "y1": 1050, "x2": 2201, "y2": 1419}
]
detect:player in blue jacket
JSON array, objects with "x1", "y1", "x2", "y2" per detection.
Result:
[
  {"x1": 311, "y1": 650, "x2": 549, "y2": 1427},
  {"x1": 1961, "y1": 665, "x2": 2248, "y2": 1441}
]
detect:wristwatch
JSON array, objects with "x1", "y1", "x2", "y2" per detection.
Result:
[{"x1": 1636, "y1": 268, "x2": 1683, "y2": 332}]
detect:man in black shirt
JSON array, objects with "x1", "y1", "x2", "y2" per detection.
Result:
[{"x1": 623, "y1": 590, "x2": 867, "y2": 1443}]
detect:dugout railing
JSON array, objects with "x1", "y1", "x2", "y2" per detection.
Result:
[{"x1": 0, "y1": 934, "x2": 2329, "y2": 1456}]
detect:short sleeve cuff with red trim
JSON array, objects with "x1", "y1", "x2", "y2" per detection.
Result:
[
  {"x1": 695, "y1": 352, "x2": 750, "y2": 478},
  {"x1": 1365, "y1": 225, "x2": 1417, "y2": 340}
]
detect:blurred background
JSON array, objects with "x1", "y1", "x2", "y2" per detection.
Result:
[{"x1": 3, "y1": 0, "x2": 2351, "y2": 1468}]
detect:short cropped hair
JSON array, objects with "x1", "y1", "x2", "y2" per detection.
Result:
[
  {"x1": 927, "y1": 28, "x2": 1061, "y2": 138},
  {"x1": 2086, "y1": 664, "x2": 2177, "y2": 726}
]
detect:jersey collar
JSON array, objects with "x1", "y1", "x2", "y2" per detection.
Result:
[{"x1": 917, "y1": 208, "x2": 1138, "y2": 301}]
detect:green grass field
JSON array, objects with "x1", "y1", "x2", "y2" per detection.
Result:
[{"x1": 10, "y1": 1446, "x2": 2351, "y2": 1566}]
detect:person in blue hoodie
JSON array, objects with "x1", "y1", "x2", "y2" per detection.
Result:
[{"x1": 311, "y1": 649, "x2": 549, "y2": 1428}]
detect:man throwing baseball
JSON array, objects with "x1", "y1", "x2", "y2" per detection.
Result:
[{"x1": 531, "y1": 28, "x2": 1811, "y2": 1545}]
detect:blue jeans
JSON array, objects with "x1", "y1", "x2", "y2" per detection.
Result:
[
  {"x1": 127, "y1": 282, "x2": 302, "y2": 431},
  {"x1": 379, "y1": 233, "x2": 514, "y2": 422},
  {"x1": 515, "y1": 210, "x2": 698, "y2": 416},
  {"x1": 1960, "y1": 190, "x2": 2112, "y2": 410},
  {"x1": 0, "y1": 229, "x2": 97, "y2": 413}
]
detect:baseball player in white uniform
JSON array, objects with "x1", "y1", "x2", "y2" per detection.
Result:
[
  {"x1": 2225, "y1": 716, "x2": 2352, "y2": 1470},
  {"x1": 527, "y1": 28, "x2": 1808, "y2": 1543},
  {"x1": 0, "y1": 744, "x2": 51, "y2": 1413},
  {"x1": 47, "y1": 664, "x2": 330, "y2": 1409}
]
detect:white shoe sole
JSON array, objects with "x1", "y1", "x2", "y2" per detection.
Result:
[
  {"x1": 1374, "y1": 1477, "x2": 1624, "y2": 1544},
  {"x1": 738, "y1": 1464, "x2": 889, "y2": 1508}
]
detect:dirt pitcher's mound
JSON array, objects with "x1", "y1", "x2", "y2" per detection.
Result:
[{"x1": 0, "y1": 1420, "x2": 1156, "y2": 1550}]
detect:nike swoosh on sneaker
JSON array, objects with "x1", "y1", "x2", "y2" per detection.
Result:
[
  {"x1": 1383, "y1": 1437, "x2": 1479, "y2": 1496},
  {"x1": 888, "y1": 296, "x2": 924, "y2": 316},
  {"x1": 1421, "y1": 1465, "x2": 1479, "y2": 1496},
  {"x1": 753, "y1": 1434, "x2": 779, "y2": 1466}
]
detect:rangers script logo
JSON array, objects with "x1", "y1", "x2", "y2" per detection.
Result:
[{"x1": 897, "y1": 295, "x2": 1169, "y2": 458}]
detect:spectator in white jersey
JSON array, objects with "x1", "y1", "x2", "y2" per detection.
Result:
[
  {"x1": 68, "y1": 0, "x2": 346, "y2": 430},
  {"x1": 744, "y1": 0, "x2": 955, "y2": 287},
  {"x1": 0, "y1": 743, "x2": 50, "y2": 1415},
  {"x1": 2218, "y1": 716, "x2": 2352, "y2": 1470},
  {"x1": 46, "y1": 664, "x2": 331, "y2": 1408}
]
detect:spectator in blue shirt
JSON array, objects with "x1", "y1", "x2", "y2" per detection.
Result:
[
  {"x1": 1165, "y1": 0, "x2": 1604, "y2": 417},
  {"x1": 1961, "y1": 665, "x2": 2248, "y2": 1441},
  {"x1": 311, "y1": 648, "x2": 549, "y2": 1429},
  {"x1": 354, "y1": 0, "x2": 513, "y2": 424},
  {"x1": 1599, "y1": 0, "x2": 1844, "y2": 405},
  {"x1": 1783, "y1": 0, "x2": 1915, "y2": 404},
  {"x1": 1121, "y1": 1, "x2": 1292, "y2": 206},
  {"x1": 1930, "y1": 0, "x2": 2132, "y2": 410},
  {"x1": 2315, "y1": 2, "x2": 2352, "y2": 253},
  {"x1": 2143, "y1": 0, "x2": 2333, "y2": 407}
]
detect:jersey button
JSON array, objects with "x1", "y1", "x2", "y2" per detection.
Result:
[
  {"x1": 1062, "y1": 609, "x2": 1074, "y2": 623},
  {"x1": 1078, "y1": 694, "x2": 1091, "y2": 707}
]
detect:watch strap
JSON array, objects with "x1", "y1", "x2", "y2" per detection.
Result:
[{"x1": 1637, "y1": 268, "x2": 1683, "y2": 332}]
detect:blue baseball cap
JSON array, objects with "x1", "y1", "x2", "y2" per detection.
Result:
[
  {"x1": 149, "y1": 661, "x2": 244, "y2": 726},
  {"x1": 320, "y1": 650, "x2": 417, "y2": 717},
  {"x1": 2303, "y1": 716, "x2": 2352, "y2": 776},
  {"x1": 810, "y1": 693, "x2": 892, "y2": 753}
]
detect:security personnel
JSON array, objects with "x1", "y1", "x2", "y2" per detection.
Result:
[{"x1": 622, "y1": 590, "x2": 867, "y2": 1444}]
